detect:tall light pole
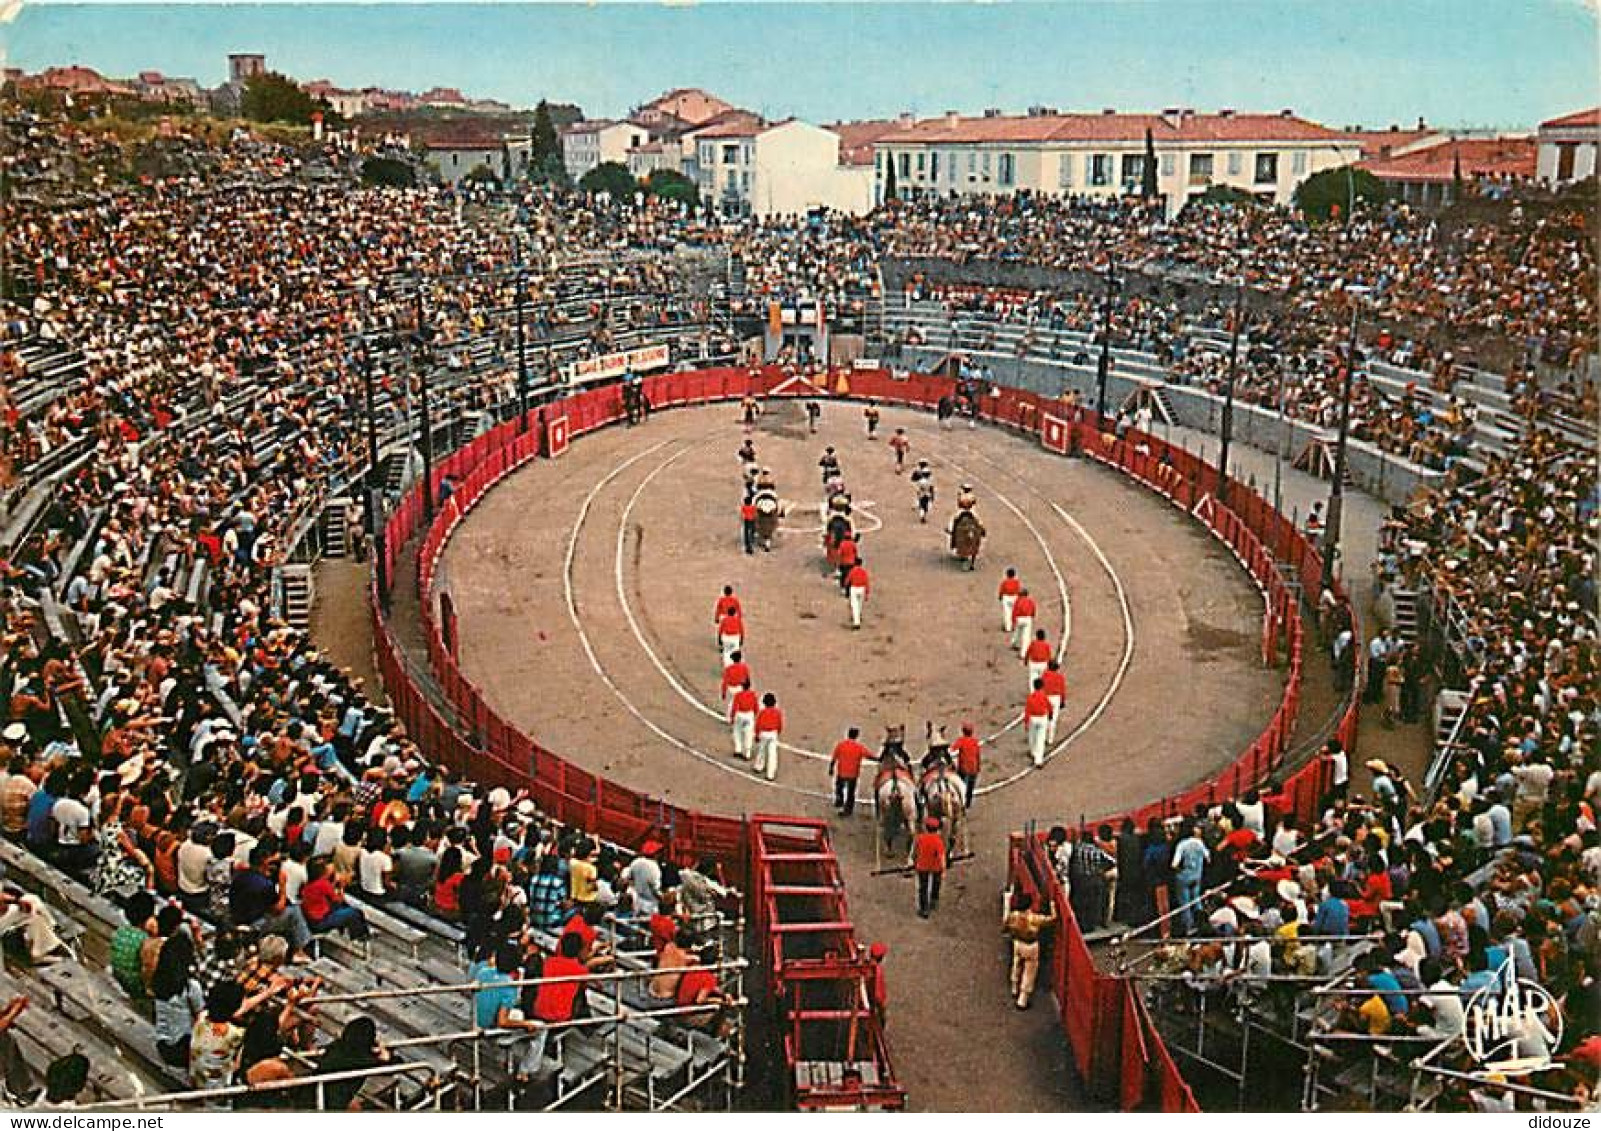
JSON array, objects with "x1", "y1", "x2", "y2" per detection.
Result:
[
  {"x1": 1094, "y1": 258, "x2": 1118, "y2": 424},
  {"x1": 358, "y1": 333, "x2": 389, "y2": 603},
  {"x1": 412, "y1": 275, "x2": 435, "y2": 519},
  {"x1": 1217, "y1": 279, "x2": 1244, "y2": 506},
  {"x1": 1320, "y1": 289, "x2": 1365, "y2": 594}
]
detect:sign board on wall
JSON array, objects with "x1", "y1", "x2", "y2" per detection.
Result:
[{"x1": 564, "y1": 344, "x2": 670, "y2": 386}]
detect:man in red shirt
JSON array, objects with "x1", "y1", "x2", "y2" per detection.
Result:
[
  {"x1": 1009, "y1": 588, "x2": 1036, "y2": 655},
  {"x1": 720, "y1": 651, "x2": 750, "y2": 706},
  {"x1": 911, "y1": 816, "x2": 948, "y2": 918},
  {"x1": 1024, "y1": 629, "x2": 1052, "y2": 689},
  {"x1": 835, "y1": 534, "x2": 859, "y2": 593},
  {"x1": 675, "y1": 943, "x2": 733, "y2": 1036},
  {"x1": 718, "y1": 610, "x2": 744, "y2": 668},
  {"x1": 952, "y1": 722, "x2": 981, "y2": 807},
  {"x1": 829, "y1": 726, "x2": 871, "y2": 816},
  {"x1": 713, "y1": 587, "x2": 742, "y2": 637},
  {"x1": 1025, "y1": 679, "x2": 1053, "y2": 768},
  {"x1": 998, "y1": 568, "x2": 1022, "y2": 631},
  {"x1": 754, "y1": 693, "x2": 784, "y2": 781},
  {"x1": 740, "y1": 497, "x2": 757, "y2": 555},
  {"x1": 728, "y1": 681, "x2": 758, "y2": 760},
  {"x1": 845, "y1": 558, "x2": 870, "y2": 629},
  {"x1": 1041, "y1": 659, "x2": 1068, "y2": 742}
]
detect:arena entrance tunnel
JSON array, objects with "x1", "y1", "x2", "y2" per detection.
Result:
[{"x1": 368, "y1": 362, "x2": 1363, "y2": 1112}]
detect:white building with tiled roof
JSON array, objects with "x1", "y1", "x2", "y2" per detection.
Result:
[
  {"x1": 696, "y1": 119, "x2": 872, "y2": 218},
  {"x1": 561, "y1": 119, "x2": 651, "y2": 181},
  {"x1": 874, "y1": 107, "x2": 1360, "y2": 213},
  {"x1": 1536, "y1": 108, "x2": 1599, "y2": 185}
]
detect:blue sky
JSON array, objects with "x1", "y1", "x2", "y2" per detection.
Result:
[{"x1": 5, "y1": 1, "x2": 1597, "y2": 129}]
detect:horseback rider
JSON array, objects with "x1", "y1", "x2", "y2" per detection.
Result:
[{"x1": 919, "y1": 723, "x2": 953, "y2": 775}]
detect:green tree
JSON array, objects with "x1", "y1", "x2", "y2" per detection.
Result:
[
  {"x1": 1141, "y1": 128, "x2": 1160, "y2": 198},
  {"x1": 240, "y1": 71, "x2": 337, "y2": 128},
  {"x1": 1293, "y1": 165, "x2": 1386, "y2": 223},
  {"x1": 1195, "y1": 184, "x2": 1260, "y2": 207},
  {"x1": 463, "y1": 162, "x2": 502, "y2": 188},
  {"x1": 361, "y1": 156, "x2": 416, "y2": 187},
  {"x1": 645, "y1": 167, "x2": 699, "y2": 208},
  {"x1": 882, "y1": 155, "x2": 898, "y2": 203},
  {"x1": 531, "y1": 100, "x2": 560, "y2": 164},
  {"x1": 579, "y1": 160, "x2": 637, "y2": 198}
]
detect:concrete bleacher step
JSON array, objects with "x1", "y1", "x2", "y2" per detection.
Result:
[
  {"x1": 0, "y1": 963, "x2": 167, "y2": 1103},
  {"x1": 1390, "y1": 588, "x2": 1420, "y2": 643},
  {"x1": 33, "y1": 961, "x2": 189, "y2": 1091}
]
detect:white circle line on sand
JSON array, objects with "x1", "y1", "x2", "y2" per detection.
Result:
[
  {"x1": 561, "y1": 435, "x2": 834, "y2": 801},
  {"x1": 951, "y1": 443, "x2": 1138, "y2": 795},
  {"x1": 612, "y1": 432, "x2": 1077, "y2": 763}
]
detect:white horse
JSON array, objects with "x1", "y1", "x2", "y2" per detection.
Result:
[{"x1": 873, "y1": 726, "x2": 917, "y2": 869}]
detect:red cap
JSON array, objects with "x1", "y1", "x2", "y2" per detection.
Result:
[
  {"x1": 641, "y1": 840, "x2": 662, "y2": 857},
  {"x1": 869, "y1": 942, "x2": 888, "y2": 959},
  {"x1": 493, "y1": 845, "x2": 512, "y2": 864},
  {"x1": 924, "y1": 816, "x2": 941, "y2": 830}
]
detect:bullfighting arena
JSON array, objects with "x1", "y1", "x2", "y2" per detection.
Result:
[{"x1": 434, "y1": 395, "x2": 1283, "y2": 1110}]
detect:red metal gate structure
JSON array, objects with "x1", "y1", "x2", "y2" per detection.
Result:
[
  {"x1": 749, "y1": 815, "x2": 905, "y2": 1111},
  {"x1": 367, "y1": 365, "x2": 1360, "y2": 1112}
]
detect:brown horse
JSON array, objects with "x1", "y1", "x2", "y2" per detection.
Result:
[{"x1": 949, "y1": 508, "x2": 986, "y2": 571}]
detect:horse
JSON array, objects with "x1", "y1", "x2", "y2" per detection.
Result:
[
  {"x1": 948, "y1": 508, "x2": 986, "y2": 571},
  {"x1": 753, "y1": 491, "x2": 783, "y2": 550},
  {"x1": 918, "y1": 763, "x2": 968, "y2": 857},
  {"x1": 873, "y1": 726, "x2": 917, "y2": 868}
]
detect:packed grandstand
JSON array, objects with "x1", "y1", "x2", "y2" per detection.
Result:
[{"x1": 0, "y1": 103, "x2": 1594, "y2": 1116}]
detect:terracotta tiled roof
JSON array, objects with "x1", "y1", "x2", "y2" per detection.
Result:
[
  {"x1": 1359, "y1": 137, "x2": 1536, "y2": 183},
  {"x1": 1332, "y1": 128, "x2": 1438, "y2": 160},
  {"x1": 1539, "y1": 107, "x2": 1601, "y2": 130},
  {"x1": 828, "y1": 119, "x2": 901, "y2": 166},
  {"x1": 877, "y1": 110, "x2": 1347, "y2": 146}
]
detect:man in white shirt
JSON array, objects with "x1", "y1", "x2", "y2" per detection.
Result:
[
  {"x1": 358, "y1": 832, "x2": 394, "y2": 900},
  {"x1": 51, "y1": 793, "x2": 94, "y2": 873},
  {"x1": 626, "y1": 842, "x2": 664, "y2": 918}
]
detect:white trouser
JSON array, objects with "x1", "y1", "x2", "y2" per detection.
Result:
[
  {"x1": 1027, "y1": 661, "x2": 1047, "y2": 689},
  {"x1": 754, "y1": 732, "x2": 780, "y2": 779},
  {"x1": 849, "y1": 587, "x2": 866, "y2": 628},
  {"x1": 1047, "y1": 694, "x2": 1063, "y2": 742},
  {"x1": 731, "y1": 712, "x2": 755, "y2": 758},
  {"x1": 1027, "y1": 716, "x2": 1049, "y2": 768},
  {"x1": 1010, "y1": 617, "x2": 1033, "y2": 655},
  {"x1": 1000, "y1": 594, "x2": 1016, "y2": 630},
  {"x1": 720, "y1": 636, "x2": 742, "y2": 666}
]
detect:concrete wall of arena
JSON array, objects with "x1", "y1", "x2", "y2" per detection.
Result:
[{"x1": 901, "y1": 345, "x2": 1438, "y2": 507}]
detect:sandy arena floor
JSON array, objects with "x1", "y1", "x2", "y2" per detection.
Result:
[{"x1": 436, "y1": 399, "x2": 1283, "y2": 1110}]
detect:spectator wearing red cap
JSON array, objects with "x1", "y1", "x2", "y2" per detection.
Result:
[
  {"x1": 867, "y1": 942, "x2": 889, "y2": 1025},
  {"x1": 911, "y1": 817, "x2": 947, "y2": 918}
]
